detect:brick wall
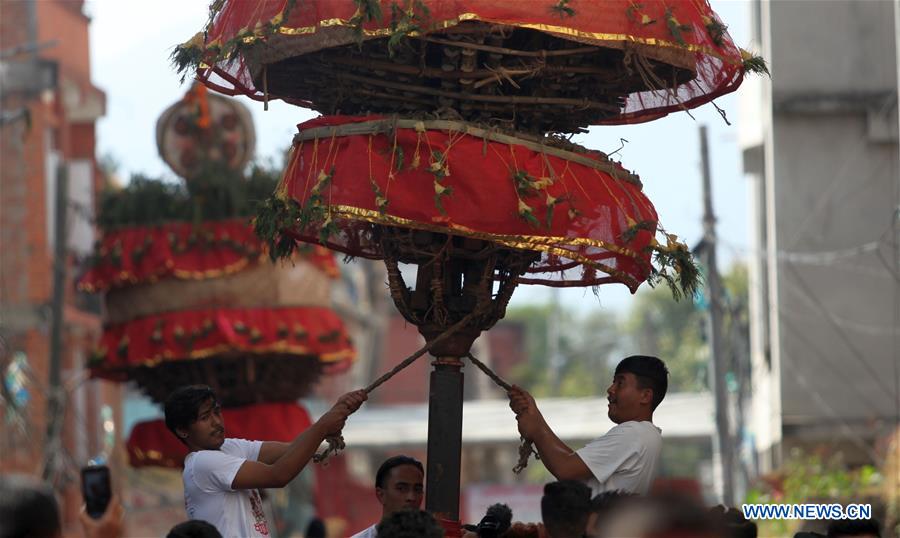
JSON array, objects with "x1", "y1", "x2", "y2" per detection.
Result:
[{"x1": 0, "y1": 2, "x2": 121, "y2": 535}]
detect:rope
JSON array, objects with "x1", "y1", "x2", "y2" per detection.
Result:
[
  {"x1": 466, "y1": 352, "x2": 509, "y2": 391},
  {"x1": 313, "y1": 310, "x2": 539, "y2": 475},
  {"x1": 466, "y1": 353, "x2": 538, "y2": 474},
  {"x1": 313, "y1": 307, "x2": 485, "y2": 464}
]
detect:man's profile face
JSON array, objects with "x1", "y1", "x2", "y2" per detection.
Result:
[
  {"x1": 180, "y1": 398, "x2": 225, "y2": 450},
  {"x1": 606, "y1": 372, "x2": 651, "y2": 423},
  {"x1": 376, "y1": 464, "x2": 424, "y2": 515}
]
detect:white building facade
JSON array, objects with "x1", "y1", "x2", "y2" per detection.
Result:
[{"x1": 740, "y1": 0, "x2": 899, "y2": 476}]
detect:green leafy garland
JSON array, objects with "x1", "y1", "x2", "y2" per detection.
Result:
[
  {"x1": 702, "y1": 15, "x2": 728, "y2": 47},
  {"x1": 386, "y1": 0, "x2": 431, "y2": 56},
  {"x1": 171, "y1": 0, "x2": 299, "y2": 82},
  {"x1": 664, "y1": 7, "x2": 693, "y2": 46},
  {"x1": 97, "y1": 162, "x2": 280, "y2": 229},
  {"x1": 254, "y1": 196, "x2": 305, "y2": 261},
  {"x1": 620, "y1": 219, "x2": 701, "y2": 301},
  {"x1": 550, "y1": 0, "x2": 575, "y2": 18},
  {"x1": 253, "y1": 166, "x2": 341, "y2": 262},
  {"x1": 172, "y1": 0, "x2": 434, "y2": 79},
  {"x1": 740, "y1": 50, "x2": 770, "y2": 77}
]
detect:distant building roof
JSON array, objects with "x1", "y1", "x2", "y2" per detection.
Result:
[{"x1": 338, "y1": 392, "x2": 713, "y2": 448}]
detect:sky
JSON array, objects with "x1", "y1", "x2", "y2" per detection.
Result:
[{"x1": 87, "y1": 0, "x2": 753, "y2": 314}]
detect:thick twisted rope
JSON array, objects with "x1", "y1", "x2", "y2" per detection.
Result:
[
  {"x1": 314, "y1": 308, "x2": 485, "y2": 464},
  {"x1": 466, "y1": 353, "x2": 538, "y2": 474}
]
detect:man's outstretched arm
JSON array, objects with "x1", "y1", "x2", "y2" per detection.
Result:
[
  {"x1": 257, "y1": 441, "x2": 289, "y2": 465},
  {"x1": 508, "y1": 386, "x2": 592, "y2": 482},
  {"x1": 231, "y1": 390, "x2": 367, "y2": 489}
]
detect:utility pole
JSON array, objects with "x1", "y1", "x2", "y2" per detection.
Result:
[
  {"x1": 43, "y1": 161, "x2": 67, "y2": 482},
  {"x1": 700, "y1": 125, "x2": 734, "y2": 505},
  {"x1": 548, "y1": 287, "x2": 562, "y2": 395}
]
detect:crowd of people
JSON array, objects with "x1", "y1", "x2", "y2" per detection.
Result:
[{"x1": 0, "y1": 355, "x2": 888, "y2": 537}]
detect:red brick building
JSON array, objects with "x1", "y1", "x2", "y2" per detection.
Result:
[{"x1": 0, "y1": 0, "x2": 122, "y2": 533}]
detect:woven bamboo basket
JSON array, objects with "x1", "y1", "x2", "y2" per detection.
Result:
[{"x1": 248, "y1": 21, "x2": 696, "y2": 134}]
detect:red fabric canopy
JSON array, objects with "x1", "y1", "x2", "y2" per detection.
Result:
[
  {"x1": 189, "y1": 0, "x2": 744, "y2": 125},
  {"x1": 78, "y1": 218, "x2": 339, "y2": 293},
  {"x1": 270, "y1": 115, "x2": 659, "y2": 289},
  {"x1": 127, "y1": 401, "x2": 313, "y2": 468},
  {"x1": 91, "y1": 305, "x2": 354, "y2": 378}
]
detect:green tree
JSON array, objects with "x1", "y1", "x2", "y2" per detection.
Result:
[
  {"x1": 624, "y1": 283, "x2": 708, "y2": 392},
  {"x1": 505, "y1": 304, "x2": 618, "y2": 398},
  {"x1": 507, "y1": 262, "x2": 748, "y2": 397},
  {"x1": 623, "y1": 262, "x2": 750, "y2": 393},
  {"x1": 745, "y1": 450, "x2": 886, "y2": 537}
]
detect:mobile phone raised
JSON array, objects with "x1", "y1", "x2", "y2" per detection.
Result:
[{"x1": 81, "y1": 465, "x2": 111, "y2": 519}]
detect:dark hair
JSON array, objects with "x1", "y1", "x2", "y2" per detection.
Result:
[
  {"x1": 541, "y1": 480, "x2": 592, "y2": 538},
  {"x1": 375, "y1": 455, "x2": 424, "y2": 489},
  {"x1": 376, "y1": 508, "x2": 444, "y2": 538},
  {"x1": 0, "y1": 474, "x2": 61, "y2": 538},
  {"x1": 462, "y1": 503, "x2": 512, "y2": 538},
  {"x1": 164, "y1": 385, "x2": 217, "y2": 444},
  {"x1": 166, "y1": 519, "x2": 223, "y2": 538},
  {"x1": 615, "y1": 355, "x2": 669, "y2": 410},
  {"x1": 304, "y1": 517, "x2": 327, "y2": 538},
  {"x1": 826, "y1": 519, "x2": 881, "y2": 537},
  {"x1": 709, "y1": 505, "x2": 758, "y2": 538}
]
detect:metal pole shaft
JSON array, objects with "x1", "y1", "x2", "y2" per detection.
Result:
[
  {"x1": 425, "y1": 357, "x2": 464, "y2": 521},
  {"x1": 43, "y1": 161, "x2": 67, "y2": 480},
  {"x1": 700, "y1": 125, "x2": 734, "y2": 505}
]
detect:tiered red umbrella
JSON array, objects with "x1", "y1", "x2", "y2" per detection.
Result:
[
  {"x1": 79, "y1": 89, "x2": 357, "y2": 468},
  {"x1": 175, "y1": 0, "x2": 761, "y2": 131},
  {"x1": 176, "y1": 0, "x2": 759, "y2": 532},
  {"x1": 79, "y1": 219, "x2": 355, "y2": 466}
]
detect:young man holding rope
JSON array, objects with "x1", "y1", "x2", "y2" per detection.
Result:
[
  {"x1": 164, "y1": 385, "x2": 366, "y2": 537},
  {"x1": 508, "y1": 355, "x2": 668, "y2": 496}
]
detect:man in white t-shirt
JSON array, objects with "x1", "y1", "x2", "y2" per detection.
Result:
[
  {"x1": 350, "y1": 455, "x2": 425, "y2": 538},
  {"x1": 164, "y1": 385, "x2": 366, "y2": 537},
  {"x1": 508, "y1": 355, "x2": 667, "y2": 496}
]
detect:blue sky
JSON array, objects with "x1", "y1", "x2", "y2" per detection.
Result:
[{"x1": 87, "y1": 0, "x2": 753, "y2": 313}]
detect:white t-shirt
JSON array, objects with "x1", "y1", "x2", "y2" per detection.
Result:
[
  {"x1": 576, "y1": 421, "x2": 662, "y2": 496},
  {"x1": 350, "y1": 523, "x2": 378, "y2": 538},
  {"x1": 183, "y1": 438, "x2": 270, "y2": 537}
]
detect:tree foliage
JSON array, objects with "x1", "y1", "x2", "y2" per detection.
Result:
[
  {"x1": 622, "y1": 262, "x2": 749, "y2": 392},
  {"x1": 507, "y1": 263, "x2": 749, "y2": 397},
  {"x1": 746, "y1": 449, "x2": 885, "y2": 537},
  {"x1": 505, "y1": 303, "x2": 619, "y2": 398}
]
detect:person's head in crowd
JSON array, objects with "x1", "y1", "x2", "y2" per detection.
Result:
[
  {"x1": 304, "y1": 517, "x2": 327, "y2": 538},
  {"x1": 462, "y1": 503, "x2": 513, "y2": 538},
  {"x1": 541, "y1": 480, "x2": 592, "y2": 538},
  {"x1": 166, "y1": 519, "x2": 223, "y2": 538},
  {"x1": 609, "y1": 355, "x2": 669, "y2": 424},
  {"x1": 374, "y1": 455, "x2": 425, "y2": 518},
  {"x1": 826, "y1": 519, "x2": 881, "y2": 538},
  {"x1": 376, "y1": 508, "x2": 444, "y2": 538},
  {"x1": 596, "y1": 493, "x2": 717, "y2": 538},
  {"x1": 164, "y1": 385, "x2": 224, "y2": 451},
  {"x1": 709, "y1": 505, "x2": 757, "y2": 538},
  {"x1": 585, "y1": 490, "x2": 636, "y2": 537},
  {"x1": 0, "y1": 474, "x2": 61, "y2": 538}
]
